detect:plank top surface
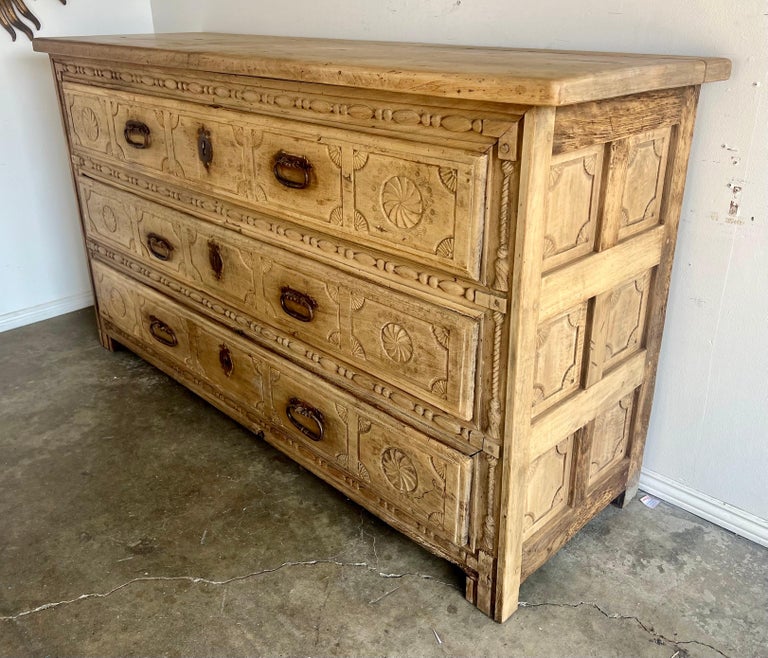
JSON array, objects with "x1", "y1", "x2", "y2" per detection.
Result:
[{"x1": 33, "y1": 33, "x2": 731, "y2": 106}]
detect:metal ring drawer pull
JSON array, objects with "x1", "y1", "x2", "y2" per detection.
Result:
[
  {"x1": 148, "y1": 315, "x2": 177, "y2": 347},
  {"x1": 124, "y1": 119, "x2": 151, "y2": 149},
  {"x1": 286, "y1": 397, "x2": 324, "y2": 442},
  {"x1": 146, "y1": 233, "x2": 174, "y2": 261},
  {"x1": 273, "y1": 151, "x2": 312, "y2": 189},
  {"x1": 197, "y1": 126, "x2": 213, "y2": 169},
  {"x1": 280, "y1": 286, "x2": 317, "y2": 322}
]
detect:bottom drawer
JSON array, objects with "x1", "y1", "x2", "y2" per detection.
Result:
[{"x1": 92, "y1": 261, "x2": 475, "y2": 546}]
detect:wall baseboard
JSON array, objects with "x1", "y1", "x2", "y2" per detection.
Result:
[
  {"x1": 0, "y1": 291, "x2": 94, "y2": 333},
  {"x1": 639, "y1": 468, "x2": 768, "y2": 548}
]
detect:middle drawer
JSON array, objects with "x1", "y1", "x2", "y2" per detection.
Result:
[{"x1": 80, "y1": 177, "x2": 483, "y2": 421}]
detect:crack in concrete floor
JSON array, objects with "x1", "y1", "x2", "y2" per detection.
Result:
[
  {"x1": 1, "y1": 558, "x2": 731, "y2": 658},
  {"x1": 0, "y1": 558, "x2": 459, "y2": 622},
  {"x1": 519, "y1": 601, "x2": 730, "y2": 658}
]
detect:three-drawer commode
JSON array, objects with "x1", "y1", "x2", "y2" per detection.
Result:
[{"x1": 35, "y1": 33, "x2": 730, "y2": 621}]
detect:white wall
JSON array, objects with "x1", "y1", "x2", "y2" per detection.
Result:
[
  {"x1": 0, "y1": 0, "x2": 154, "y2": 330},
  {"x1": 4, "y1": 0, "x2": 765, "y2": 542}
]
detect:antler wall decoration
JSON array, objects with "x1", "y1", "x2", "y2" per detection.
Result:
[{"x1": 1, "y1": 0, "x2": 66, "y2": 41}]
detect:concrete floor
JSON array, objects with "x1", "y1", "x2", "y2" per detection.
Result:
[{"x1": 0, "y1": 308, "x2": 766, "y2": 657}]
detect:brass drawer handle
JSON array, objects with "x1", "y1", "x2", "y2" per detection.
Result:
[
  {"x1": 219, "y1": 344, "x2": 234, "y2": 377},
  {"x1": 273, "y1": 151, "x2": 312, "y2": 189},
  {"x1": 124, "y1": 119, "x2": 151, "y2": 149},
  {"x1": 286, "y1": 397, "x2": 324, "y2": 442},
  {"x1": 146, "y1": 233, "x2": 174, "y2": 261},
  {"x1": 198, "y1": 126, "x2": 213, "y2": 169},
  {"x1": 148, "y1": 315, "x2": 177, "y2": 347},
  {"x1": 280, "y1": 286, "x2": 317, "y2": 322},
  {"x1": 208, "y1": 240, "x2": 223, "y2": 280}
]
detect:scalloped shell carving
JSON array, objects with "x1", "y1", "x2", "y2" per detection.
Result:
[
  {"x1": 79, "y1": 107, "x2": 100, "y2": 142},
  {"x1": 358, "y1": 418, "x2": 372, "y2": 434},
  {"x1": 358, "y1": 462, "x2": 371, "y2": 482},
  {"x1": 380, "y1": 323, "x2": 413, "y2": 363},
  {"x1": 431, "y1": 325, "x2": 450, "y2": 350},
  {"x1": 380, "y1": 176, "x2": 423, "y2": 229},
  {"x1": 350, "y1": 292, "x2": 366, "y2": 312},
  {"x1": 438, "y1": 167, "x2": 458, "y2": 194},
  {"x1": 435, "y1": 237, "x2": 454, "y2": 259},
  {"x1": 430, "y1": 378, "x2": 448, "y2": 399},
  {"x1": 354, "y1": 210, "x2": 369, "y2": 232},
  {"x1": 353, "y1": 150, "x2": 369, "y2": 170},
  {"x1": 327, "y1": 145, "x2": 342, "y2": 168},
  {"x1": 351, "y1": 336, "x2": 366, "y2": 360},
  {"x1": 381, "y1": 448, "x2": 418, "y2": 493},
  {"x1": 329, "y1": 206, "x2": 344, "y2": 226},
  {"x1": 334, "y1": 403, "x2": 348, "y2": 423}
]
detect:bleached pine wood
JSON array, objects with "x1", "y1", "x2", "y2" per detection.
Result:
[
  {"x1": 37, "y1": 33, "x2": 728, "y2": 623},
  {"x1": 34, "y1": 33, "x2": 729, "y2": 105}
]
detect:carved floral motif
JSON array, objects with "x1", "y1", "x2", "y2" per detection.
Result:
[
  {"x1": 380, "y1": 176, "x2": 424, "y2": 229},
  {"x1": 381, "y1": 448, "x2": 418, "y2": 493},
  {"x1": 380, "y1": 323, "x2": 414, "y2": 363}
]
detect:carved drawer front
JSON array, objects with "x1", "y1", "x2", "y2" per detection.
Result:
[
  {"x1": 91, "y1": 261, "x2": 474, "y2": 546},
  {"x1": 79, "y1": 178, "x2": 482, "y2": 421},
  {"x1": 92, "y1": 261, "x2": 195, "y2": 368},
  {"x1": 357, "y1": 414, "x2": 473, "y2": 545},
  {"x1": 64, "y1": 82, "x2": 489, "y2": 281}
]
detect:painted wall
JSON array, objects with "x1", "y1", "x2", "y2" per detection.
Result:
[
  {"x1": 0, "y1": 0, "x2": 154, "y2": 330},
  {"x1": 152, "y1": 0, "x2": 768, "y2": 536}
]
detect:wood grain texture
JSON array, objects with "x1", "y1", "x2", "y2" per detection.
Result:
[
  {"x1": 34, "y1": 33, "x2": 730, "y2": 106},
  {"x1": 42, "y1": 35, "x2": 726, "y2": 622},
  {"x1": 495, "y1": 105, "x2": 556, "y2": 622}
]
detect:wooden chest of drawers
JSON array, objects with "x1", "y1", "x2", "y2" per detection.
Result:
[{"x1": 35, "y1": 33, "x2": 729, "y2": 622}]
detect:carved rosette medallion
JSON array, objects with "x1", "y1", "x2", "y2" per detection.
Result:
[
  {"x1": 380, "y1": 176, "x2": 423, "y2": 228},
  {"x1": 381, "y1": 448, "x2": 418, "y2": 493},
  {"x1": 380, "y1": 323, "x2": 413, "y2": 363}
]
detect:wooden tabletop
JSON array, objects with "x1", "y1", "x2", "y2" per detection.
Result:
[{"x1": 33, "y1": 33, "x2": 731, "y2": 106}]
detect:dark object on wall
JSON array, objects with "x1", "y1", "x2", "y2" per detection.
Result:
[{"x1": 0, "y1": 0, "x2": 66, "y2": 42}]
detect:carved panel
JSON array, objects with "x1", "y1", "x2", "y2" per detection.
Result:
[
  {"x1": 92, "y1": 261, "x2": 195, "y2": 367},
  {"x1": 589, "y1": 392, "x2": 636, "y2": 483},
  {"x1": 258, "y1": 255, "x2": 343, "y2": 352},
  {"x1": 532, "y1": 303, "x2": 588, "y2": 415},
  {"x1": 543, "y1": 146, "x2": 603, "y2": 270},
  {"x1": 78, "y1": 180, "x2": 136, "y2": 253},
  {"x1": 109, "y1": 98, "x2": 169, "y2": 173},
  {"x1": 523, "y1": 435, "x2": 574, "y2": 539},
  {"x1": 268, "y1": 365, "x2": 350, "y2": 469},
  {"x1": 603, "y1": 272, "x2": 652, "y2": 371},
  {"x1": 251, "y1": 129, "x2": 343, "y2": 225},
  {"x1": 356, "y1": 413, "x2": 473, "y2": 545},
  {"x1": 352, "y1": 147, "x2": 487, "y2": 279},
  {"x1": 619, "y1": 127, "x2": 670, "y2": 239},
  {"x1": 169, "y1": 114, "x2": 251, "y2": 198},
  {"x1": 186, "y1": 225, "x2": 256, "y2": 306},
  {"x1": 194, "y1": 331, "x2": 267, "y2": 418},
  {"x1": 65, "y1": 89, "x2": 111, "y2": 156},
  {"x1": 347, "y1": 292, "x2": 478, "y2": 420}
]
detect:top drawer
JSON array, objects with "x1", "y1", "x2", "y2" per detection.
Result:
[{"x1": 63, "y1": 82, "x2": 490, "y2": 281}]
